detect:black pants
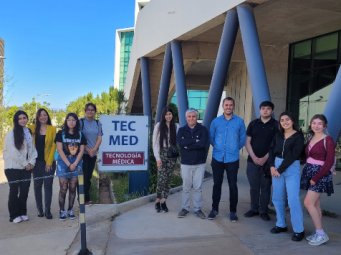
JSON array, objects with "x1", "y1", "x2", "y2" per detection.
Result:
[
  {"x1": 33, "y1": 160, "x2": 56, "y2": 213},
  {"x1": 246, "y1": 161, "x2": 272, "y2": 214},
  {"x1": 211, "y1": 158, "x2": 239, "y2": 213},
  {"x1": 5, "y1": 169, "x2": 31, "y2": 220},
  {"x1": 82, "y1": 154, "x2": 97, "y2": 202}
]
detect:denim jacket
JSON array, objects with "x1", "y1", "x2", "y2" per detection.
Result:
[{"x1": 210, "y1": 114, "x2": 246, "y2": 163}]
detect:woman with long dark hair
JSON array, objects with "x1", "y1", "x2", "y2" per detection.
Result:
[
  {"x1": 80, "y1": 102, "x2": 103, "y2": 205},
  {"x1": 152, "y1": 106, "x2": 178, "y2": 212},
  {"x1": 3, "y1": 110, "x2": 37, "y2": 223},
  {"x1": 301, "y1": 114, "x2": 335, "y2": 246},
  {"x1": 29, "y1": 108, "x2": 56, "y2": 219},
  {"x1": 268, "y1": 112, "x2": 305, "y2": 241},
  {"x1": 55, "y1": 113, "x2": 87, "y2": 220}
]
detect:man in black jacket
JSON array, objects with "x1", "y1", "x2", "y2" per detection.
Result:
[{"x1": 176, "y1": 108, "x2": 208, "y2": 219}]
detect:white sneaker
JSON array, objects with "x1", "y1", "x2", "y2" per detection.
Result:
[
  {"x1": 59, "y1": 210, "x2": 67, "y2": 221},
  {"x1": 20, "y1": 215, "x2": 29, "y2": 221},
  {"x1": 306, "y1": 233, "x2": 317, "y2": 241},
  {"x1": 67, "y1": 209, "x2": 76, "y2": 220},
  {"x1": 13, "y1": 216, "x2": 23, "y2": 223},
  {"x1": 308, "y1": 234, "x2": 329, "y2": 246}
]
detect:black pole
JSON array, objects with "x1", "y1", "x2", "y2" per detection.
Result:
[{"x1": 78, "y1": 168, "x2": 92, "y2": 255}]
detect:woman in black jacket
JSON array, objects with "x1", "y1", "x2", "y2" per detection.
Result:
[{"x1": 268, "y1": 112, "x2": 305, "y2": 241}]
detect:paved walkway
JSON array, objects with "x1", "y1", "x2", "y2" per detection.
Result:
[
  {"x1": 0, "y1": 157, "x2": 341, "y2": 255},
  {"x1": 105, "y1": 171, "x2": 341, "y2": 255}
]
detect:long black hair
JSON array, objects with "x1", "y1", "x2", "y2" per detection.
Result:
[
  {"x1": 13, "y1": 110, "x2": 29, "y2": 150},
  {"x1": 159, "y1": 107, "x2": 176, "y2": 148},
  {"x1": 63, "y1": 112, "x2": 80, "y2": 136},
  {"x1": 35, "y1": 108, "x2": 52, "y2": 144},
  {"x1": 279, "y1": 111, "x2": 300, "y2": 134}
]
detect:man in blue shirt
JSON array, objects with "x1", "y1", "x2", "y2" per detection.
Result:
[{"x1": 208, "y1": 97, "x2": 246, "y2": 222}]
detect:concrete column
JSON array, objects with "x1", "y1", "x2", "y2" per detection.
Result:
[
  {"x1": 202, "y1": 9, "x2": 239, "y2": 129},
  {"x1": 155, "y1": 44, "x2": 173, "y2": 123},
  {"x1": 171, "y1": 40, "x2": 188, "y2": 127},
  {"x1": 141, "y1": 57, "x2": 152, "y2": 118},
  {"x1": 237, "y1": 4, "x2": 271, "y2": 117},
  {"x1": 324, "y1": 67, "x2": 341, "y2": 141}
]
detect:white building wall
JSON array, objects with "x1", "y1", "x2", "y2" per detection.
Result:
[{"x1": 125, "y1": 0, "x2": 247, "y2": 98}]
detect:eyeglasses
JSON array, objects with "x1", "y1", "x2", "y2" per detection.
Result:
[{"x1": 86, "y1": 108, "x2": 95, "y2": 112}]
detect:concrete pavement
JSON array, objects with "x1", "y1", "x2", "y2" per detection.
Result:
[
  {"x1": 0, "y1": 175, "x2": 80, "y2": 255},
  {"x1": 1, "y1": 158, "x2": 341, "y2": 255},
  {"x1": 105, "y1": 171, "x2": 341, "y2": 255}
]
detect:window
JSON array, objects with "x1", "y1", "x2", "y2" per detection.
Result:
[
  {"x1": 287, "y1": 30, "x2": 341, "y2": 169},
  {"x1": 171, "y1": 90, "x2": 208, "y2": 120}
]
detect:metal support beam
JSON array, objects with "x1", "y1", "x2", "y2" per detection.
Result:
[
  {"x1": 237, "y1": 4, "x2": 271, "y2": 117},
  {"x1": 202, "y1": 9, "x2": 239, "y2": 129},
  {"x1": 171, "y1": 40, "x2": 189, "y2": 126},
  {"x1": 155, "y1": 44, "x2": 172, "y2": 123},
  {"x1": 141, "y1": 57, "x2": 152, "y2": 118},
  {"x1": 324, "y1": 67, "x2": 341, "y2": 141}
]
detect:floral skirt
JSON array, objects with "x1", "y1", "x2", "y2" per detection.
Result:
[{"x1": 300, "y1": 163, "x2": 334, "y2": 196}]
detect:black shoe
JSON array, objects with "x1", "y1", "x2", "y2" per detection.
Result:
[
  {"x1": 161, "y1": 202, "x2": 168, "y2": 213},
  {"x1": 244, "y1": 210, "x2": 259, "y2": 218},
  {"x1": 195, "y1": 209, "x2": 206, "y2": 219},
  {"x1": 37, "y1": 212, "x2": 44, "y2": 217},
  {"x1": 229, "y1": 212, "x2": 239, "y2": 222},
  {"x1": 260, "y1": 213, "x2": 270, "y2": 221},
  {"x1": 292, "y1": 231, "x2": 305, "y2": 241},
  {"x1": 270, "y1": 226, "x2": 288, "y2": 234},
  {"x1": 155, "y1": 202, "x2": 161, "y2": 213},
  {"x1": 45, "y1": 210, "x2": 53, "y2": 220},
  {"x1": 178, "y1": 209, "x2": 189, "y2": 218},
  {"x1": 208, "y1": 210, "x2": 218, "y2": 220}
]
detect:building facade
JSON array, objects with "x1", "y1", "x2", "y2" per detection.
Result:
[
  {"x1": 114, "y1": 28, "x2": 134, "y2": 91},
  {"x1": 123, "y1": 0, "x2": 341, "y2": 167},
  {"x1": 114, "y1": 0, "x2": 210, "y2": 119}
]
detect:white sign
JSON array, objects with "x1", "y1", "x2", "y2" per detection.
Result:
[{"x1": 98, "y1": 115, "x2": 149, "y2": 172}]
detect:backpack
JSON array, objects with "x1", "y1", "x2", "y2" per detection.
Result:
[
  {"x1": 80, "y1": 118, "x2": 99, "y2": 131},
  {"x1": 54, "y1": 130, "x2": 82, "y2": 160}
]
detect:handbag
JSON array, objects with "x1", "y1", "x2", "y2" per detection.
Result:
[{"x1": 167, "y1": 145, "x2": 179, "y2": 158}]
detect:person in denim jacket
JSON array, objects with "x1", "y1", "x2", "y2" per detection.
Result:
[{"x1": 207, "y1": 97, "x2": 246, "y2": 222}]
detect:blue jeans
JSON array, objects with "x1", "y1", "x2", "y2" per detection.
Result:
[{"x1": 272, "y1": 157, "x2": 304, "y2": 233}]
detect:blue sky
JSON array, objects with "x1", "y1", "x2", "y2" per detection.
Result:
[{"x1": 0, "y1": 0, "x2": 135, "y2": 109}]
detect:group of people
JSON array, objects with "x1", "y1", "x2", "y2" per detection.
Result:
[
  {"x1": 152, "y1": 97, "x2": 335, "y2": 246},
  {"x1": 3, "y1": 103, "x2": 103, "y2": 223},
  {"x1": 3, "y1": 96, "x2": 336, "y2": 246}
]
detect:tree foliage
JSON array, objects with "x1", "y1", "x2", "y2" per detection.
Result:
[
  {"x1": 66, "y1": 87, "x2": 127, "y2": 116},
  {"x1": 0, "y1": 86, "x2": 127, "y2": 151}
]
